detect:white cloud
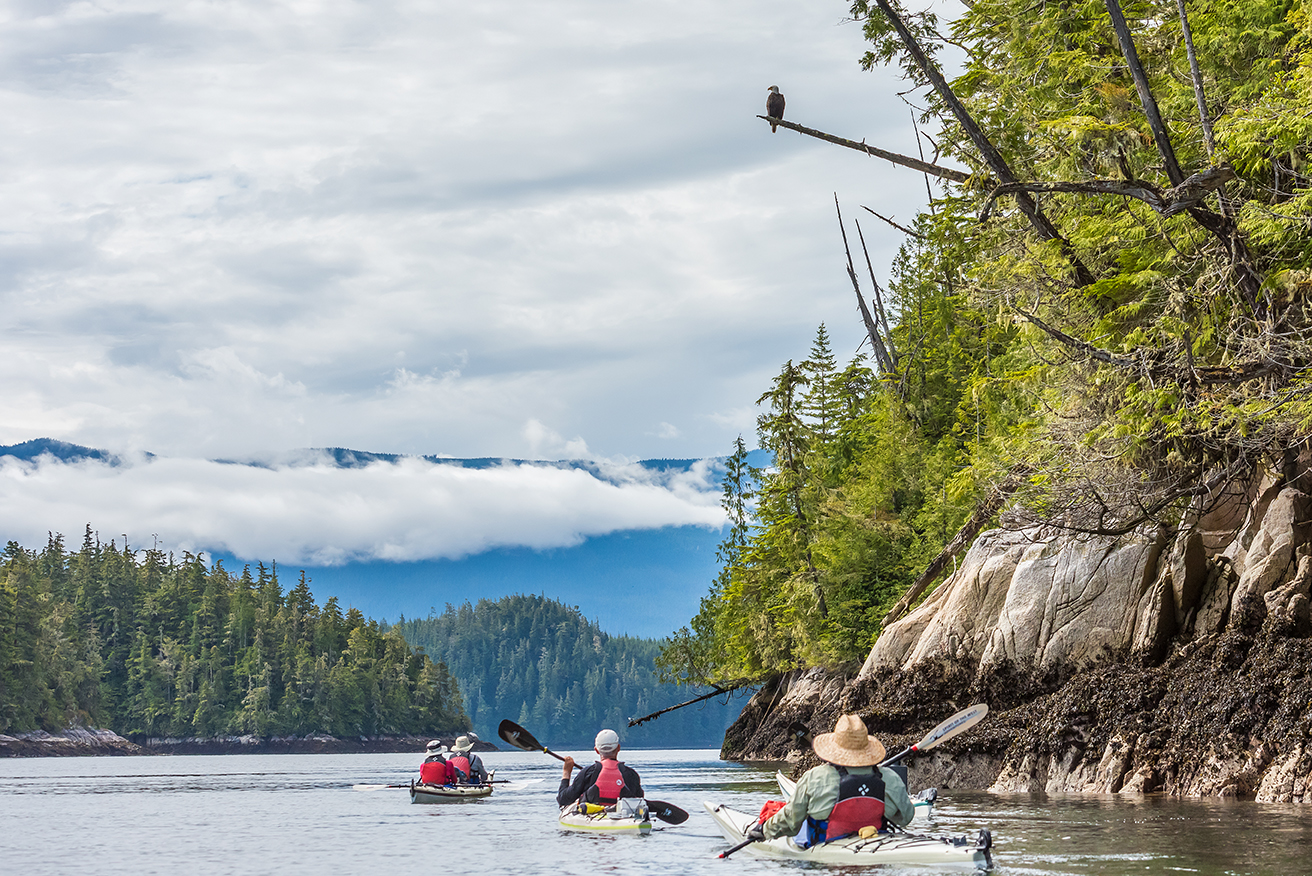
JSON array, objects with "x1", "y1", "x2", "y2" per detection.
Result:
[
  {"x1": 0, "y1": 0, "x2": 934, "y2": 462},
  {"x1": 0, "y1": 451, "x2": 725, "y2": 566}
]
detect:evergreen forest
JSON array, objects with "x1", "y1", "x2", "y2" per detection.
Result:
[
  {"x1": 0, "y1": 529, "x2": 468, "y2": 738},
  {"x1": 660, "y1": 0, "x2": 1312, "y2": 685},
  {"x1": 395, "y1": 594, "x2": 741, "y2": 749}
]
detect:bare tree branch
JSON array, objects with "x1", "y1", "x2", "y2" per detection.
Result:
[
  {"x1": 1012, "y1": 302, "x2": 1296, "y2": 385},
  {"x1": 837, "y1": 197, "x2": 895, "y2": 374},
  {"x1": 627, "y1": 681, "x2": 754, "y2": 727},
  {"x1": 855, "y1": 219, "x2": 900, "y2": 366},
  {"x1": 861, "y1": 205, "x2": 925, "y2": 239},
  {"x1": 1175, "y1": 0, "x2": 1217, "y2": 162},
  {"x1": 978, "y1": 165, "x2": 1236, "y2": 221},
  {"x1": 756, "y1": 115, "x2": 972, "y2": 183},
  {"x1": 1104, "y1": 0, "x2": 1186, "y2": 185},
  {"x1": 1011, "y1": 304, "x2": 1134, "y2": 368}
]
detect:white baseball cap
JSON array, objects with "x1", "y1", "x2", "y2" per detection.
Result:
[{"x1": 594, "y1": 729, "x2": 620, "y2": 754}]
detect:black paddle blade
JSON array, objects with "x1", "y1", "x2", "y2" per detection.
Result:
[
  {"x1": 786, "y1": 720, "x2": 812, "y2": 748},
  {"x1": 646, "y1": 800, "x2": 688, "y2": 824},
  {"x1": 498, "y1": 718, "x2": 543, "y2": 752}
]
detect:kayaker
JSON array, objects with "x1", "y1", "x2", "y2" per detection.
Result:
[
  {"x1": 557, "y1": 728, "x2": 644, "y2": 807},
  {"x1": 448, "y1": 735, "x2": 489, "y2": 784},
  {"x1": 419, "y1": 740, "x2": 455, "y2": 785},
  {"x1": 747, "y1": 714, "x2": 914, "y2": 846}
]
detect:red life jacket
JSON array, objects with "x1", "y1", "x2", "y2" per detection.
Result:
[
  {"x1": 448, "y1": 755, "x2": 472, "y2": 782},
  {"x1": 821, "y1": 767, "x2": 886, "y2": 841},
  {"x1": 593, "y1": 759, "x2": 626, "y2": 802},
  {"x1": 420, "y1": 758, "x2": 449, "y2": 785}
]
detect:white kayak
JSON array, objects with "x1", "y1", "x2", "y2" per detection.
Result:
[
  {"x1": 558, "y1": 798, "x2": 652, "y2": 834},
  {"x1": 775, "y1": 770, "x2": 937, "y2": 819},
  {"x1": 704, "y1": 802, "x2": 992, "y2": 868},
  {"x1": 410, "y1": 776, "x2": 495, "y2": 803}
]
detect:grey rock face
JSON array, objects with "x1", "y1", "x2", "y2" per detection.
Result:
[{"x1": 727, "y1": 478, "x2": 1312, "y2": 803}]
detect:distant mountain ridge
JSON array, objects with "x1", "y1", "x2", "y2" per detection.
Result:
[
  {"x1": 0, "y1": 438, "x2": 759, "y2": 478},
  {"x1": 394, "y1": 594, "x2": 743, "y2": 749},
  {"x1": 0, "y1": 438, "x2": 130, "y2": 464}
]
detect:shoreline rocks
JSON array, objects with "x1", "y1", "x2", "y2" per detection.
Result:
[
  {"x1": 0, "y1": 727, "x2": 143, "y2": 757},
  {"x1": 138, "y1": 734, "x2": 498, "y2": 756},
  {"x1": 722, "y1": 469, "x2": 1312, "y2": 803},
  {"x1": 0, "y1": 729, "x2": 496, "y2": 757}
]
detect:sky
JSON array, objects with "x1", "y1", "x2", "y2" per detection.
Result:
[{"x1": 1, "y1": 1, "x2": 936, "y2": 635}]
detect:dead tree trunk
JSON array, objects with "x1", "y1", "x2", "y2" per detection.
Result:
[{"x1": 868, "y1": 0, "x2": 1096, "y2": 288}]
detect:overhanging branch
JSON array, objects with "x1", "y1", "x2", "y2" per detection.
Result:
[
  {"x1": 627, "y1": 681, "x2": 754, "y2": 727},
  {"x1": 756, "y1": 115, "x2": 972, "y2": 184},
  {"x1": 979, "y1": 166, "x2": 1236, "y2": 221}
]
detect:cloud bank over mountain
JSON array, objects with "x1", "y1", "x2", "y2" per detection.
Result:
[{"x1": 0, "y1": 450, "x2": 725, "y2": 566}]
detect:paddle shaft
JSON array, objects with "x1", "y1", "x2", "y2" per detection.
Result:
[
  {"x1": 719, "y1": 837, "x2": 757, "y2": 859},
  {"x1": 879, "y1": 744, "x2": 920, "y2": 767}
]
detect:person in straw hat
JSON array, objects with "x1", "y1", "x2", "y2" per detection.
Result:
[
  {"x1": 749, "y1": 714, "x2": 914, "y2": 846},
  {"x1": 447, "y1": 734, "x2": 489, "y2": 784}
]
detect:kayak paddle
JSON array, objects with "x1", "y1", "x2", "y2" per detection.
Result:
[
  {"x1": 646, "y1": 800, "x2": 689, "y2": 824},
  {"x1": 498, "y1": 718, "x2": 567, "y2": 762},
  {"x1": 718, "y1": 704, "x2": 989, "y2": 859},
  {"x1": 496, "y1": 718, "x2": 689, "y2": 824},
  {"x1": 879, "y1": 703, "x2": 988, "y2": 767}
]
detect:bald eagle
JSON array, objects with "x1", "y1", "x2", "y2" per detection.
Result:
[{"x1": 766, "y1": 86, "x2": 785, "y2": 132}]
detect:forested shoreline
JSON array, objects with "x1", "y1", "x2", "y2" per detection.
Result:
[
  {"x1": 660, "y1": 0, "x2": 1312, "y2": 695},
  {"x1": 0, "y1": 529, "x2": 467, "y2": 740},
  {"x1": 395, "y1": 594, "x2": 740, "y2": 749}
]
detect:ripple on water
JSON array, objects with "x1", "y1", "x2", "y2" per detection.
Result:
[{"x1": 0, "y1": 751, "x2": 1308, "y2": 876}]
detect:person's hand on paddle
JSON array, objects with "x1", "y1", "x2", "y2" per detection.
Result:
[
  {"x1": 561, "y1": 755, "x2": 576, "y2": 781},
  {"x1": 746, "y1": 823, "x2": 765, "y2": 842}
]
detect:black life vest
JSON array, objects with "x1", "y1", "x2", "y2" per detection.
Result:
[{"x1": 814, "y1": 766, "x2": 886, "y2": 842}]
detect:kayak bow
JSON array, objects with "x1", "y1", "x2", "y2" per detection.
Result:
[{"x1": 704, "y1": 801, "x2": 991, "y2": 868}]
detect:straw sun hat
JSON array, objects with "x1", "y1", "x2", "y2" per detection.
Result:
[{"x1": 811, "y1": 714, "x2": 886, "y2": 767}]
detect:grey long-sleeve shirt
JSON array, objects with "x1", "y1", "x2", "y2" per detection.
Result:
[{"x1": 762, "y1": 763, "x2": 914, "y2": 840}]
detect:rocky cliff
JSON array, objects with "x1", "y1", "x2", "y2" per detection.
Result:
[{"x1": 723, "y1": 469, "x2": 1312, "y2": 802}]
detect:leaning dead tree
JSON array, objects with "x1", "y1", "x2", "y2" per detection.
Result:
[
  {"x1": 627, "y1": 680, "x2": 754, "y2": 728},
  {"x1": 881, "y1": 465, "x2": 1031, "y2": 626},
  {"x1": 835, "y1": 196, "x2": 899, "y2": 376}
]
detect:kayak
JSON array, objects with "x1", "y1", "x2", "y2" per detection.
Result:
[
  {"x1": 410, "y1": 775, "x2": 495, "y2": 803},
  {"x1": 558, "y1": 798, "x2": 652, "y2": 834},
  {"x1": 704, "y1": 802, "x2": 992, "y2": 868},
  {"x1": 776, "y1": 770, "x2": 937, "y2": 819}
]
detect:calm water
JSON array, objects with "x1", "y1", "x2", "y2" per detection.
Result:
[{"x1": 1, "y1": 749, "x2": 1309, "y2": 875}]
